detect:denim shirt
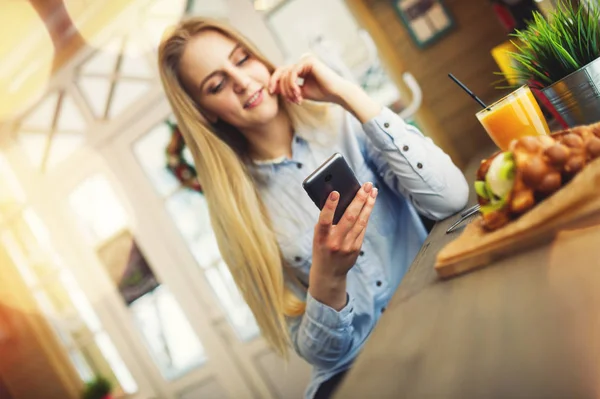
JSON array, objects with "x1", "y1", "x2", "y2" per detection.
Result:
[{"x1": 248, "y1": 106, "x2": 468, "y2": 399}]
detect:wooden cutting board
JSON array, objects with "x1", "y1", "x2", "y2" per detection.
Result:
[{"x1": 435, "y1": 157, "x2": 600, "y2": 278}]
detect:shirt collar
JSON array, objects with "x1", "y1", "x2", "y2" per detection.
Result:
[{"x1": 247, "y1": 133, "x2": 309, "y2": 183}]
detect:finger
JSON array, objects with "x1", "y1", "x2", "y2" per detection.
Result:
[
  {"x1": 269, "y1": 68, "x2": 284, "y2": 94},
  {"x1": 315, "y1": 191, "x2": 339, "y2": 241},
  {"x1": 336, "y1": 182, "x2": 373, "y2": 235},
  {"x1": 289, "y1": 66, "x2": 302, "y2": 103},
  {"x1": 278, "y1": 69, "x2": 292, "y2": 102},
  {"x1": 283, "y1": 69, "x2": 299, "y2": 104},
  {"x1": 353, "y1": 228, "x2": 367, "y2": 250},
  {"x1": 346, "y1": 187, "x2": 377, "y2": 244}
]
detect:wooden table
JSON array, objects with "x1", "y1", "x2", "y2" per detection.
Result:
[{"x1": 334, "y1": 148, "x2": 600, "y2": 399}]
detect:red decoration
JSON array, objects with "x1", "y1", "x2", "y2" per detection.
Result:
[{"x1": 165, "y1": 121, "x2": 203, "y2": 193}]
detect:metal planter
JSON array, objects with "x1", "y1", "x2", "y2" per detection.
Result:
[{"x1": 542, "y1": 57, "x2": 600, "y2": 127}]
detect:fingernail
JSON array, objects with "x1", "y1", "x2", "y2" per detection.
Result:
[
  {"x1": 364, "y1": 182, "x2": 373, "y2": 193},
  {"x1": 371, "y1": 188, "x2": 378, "y2": 198},
  {"x1": 330, "y1": 191, "x2": 339, "y2": 201}
]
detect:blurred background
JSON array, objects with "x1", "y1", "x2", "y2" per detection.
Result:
[{"x1": 0, "y1": 0, "x2": 582, "y2": 398}]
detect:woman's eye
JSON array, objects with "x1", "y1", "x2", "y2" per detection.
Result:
[
  {"x1": 236, "y1": 54, "x2": 250, "y2": 66},
  {"x1": 209, "y1": 81, "x2": 224, "y2": 94}
]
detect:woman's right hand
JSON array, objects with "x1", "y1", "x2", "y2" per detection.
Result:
[{"x1": 308, "y1": 182, "x2": 378, "y2": 310}]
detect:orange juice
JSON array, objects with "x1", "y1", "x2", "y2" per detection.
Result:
[{"x1": 476, "y1": 86, "x2": 550, "y2": 151}]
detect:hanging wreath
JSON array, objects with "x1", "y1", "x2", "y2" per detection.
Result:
[{"x1": 165, "y1": 120, "x2": 203, "y2": 193}]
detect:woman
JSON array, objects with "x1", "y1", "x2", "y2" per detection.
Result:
[{"x1": 158, "y1": 18, "x2": 468, "y2": 399}]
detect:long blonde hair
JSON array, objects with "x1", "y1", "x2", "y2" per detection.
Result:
[{"x1": 158, "y1": 17, "x2": 330, "y2": 358}]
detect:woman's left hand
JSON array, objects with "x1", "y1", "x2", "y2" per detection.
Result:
[{"x1": 268, "y1": 54, "x2": 350, "y2": 105}]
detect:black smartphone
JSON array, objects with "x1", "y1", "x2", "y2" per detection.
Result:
[{"x1": 302, "y1": 153, "x2": 362, "y2": 225}]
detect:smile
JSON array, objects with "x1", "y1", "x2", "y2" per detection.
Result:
[{"x1": 244, "y1": 88, "x2": 264, "y2": 109}]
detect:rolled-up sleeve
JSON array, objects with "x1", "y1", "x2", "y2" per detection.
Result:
[
  {"x1": 289, "y1": 291, "x2": 356, "y2": 369},
  {"x1": 358, "y1": 107, "x2": 468, "y2": 220}
]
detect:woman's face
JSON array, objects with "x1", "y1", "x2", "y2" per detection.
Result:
[{"x1": 178, "y1": 30, "x2": 280, "y2": 131}]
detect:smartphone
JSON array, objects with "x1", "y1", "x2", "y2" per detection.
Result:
[{"x1": 302, "y1": 153, "x2": 362, "y2": 225}]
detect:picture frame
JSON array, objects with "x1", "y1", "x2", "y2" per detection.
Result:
[
  {"x1": 392, "y1": 0, "x2": 455, "y2": 48},
  {"x1": 96, "y1": 229, "x2": 160, "y2": 306}
]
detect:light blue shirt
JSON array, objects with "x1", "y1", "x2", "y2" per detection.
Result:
[{"x1": 249, "y1": 106, "x2": 468, "y2": 399}]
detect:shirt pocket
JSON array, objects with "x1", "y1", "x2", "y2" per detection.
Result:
[
  {"x1": 355, "y1": 161, "x2": 398, "y2": 236},
  {"x1": 278, "y1": 226, "x2": 314, "y2": 281}
]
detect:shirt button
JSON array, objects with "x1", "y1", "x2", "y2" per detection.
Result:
[
  {"x1": 297, "y1": 163, "x2": 303, "y2": 169},
  {"x1": 383, "y1": 122, "x2": 390, "y2": 128},
  {"x1": 381, "y1": 307, "x2": 386, "y2": 313},
  {"x1": 376, "y1": 281, "x2": 382, "y2": 287},
  {"x1": 402, "y1": 145, "x2": 409, "y2": 152},
  {"x1": 417, "y1": 162, "x2": 423, "y2": 169},
  {"x1": 294, "y1": 256, "x2": 302, "y2": 262},
  {"x1": 359, "y1": 251, "x2": 365, "y2": 256},
  {"x1": 296, "y1": 136, "x2": 302, "y2": 143}
]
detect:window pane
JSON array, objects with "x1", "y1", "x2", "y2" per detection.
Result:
[
  {"x1": 144, "y1": 0, "x2": 188, "y2": 50},
  {"x1": 18, "y1": 131, "x2": 46, "y2": 170},
  {"x1": 68, "y1": 175, "x2": 128, "y2": 243},
  {"x1": 164, "y1": 189, "x2": 218, "y2": 267},
  {"x1": 33, "y1": 290, "x2": 75, "y2": 347},
  {"x1": 129, "y1": 285, "x2": 207, "y2": 380},
  {"x1": 0, "y1": 153, "x2": 25, "y2": 219},
  {"x1": 33, "y1": 271, "x2": 103, "y2": 345},
  {"x1": 43, "y1": 272, "x2": 80, "y2": 316},
  {"x1": 22, "y1": 209, "x2": 53, "y2": 252},
  {"x1": 86, "y1": 333, "x2": 138, "y2": 394},
  {"x1": 19, "y1": 92, "x2": 59, "y2": 132},
  {"x1": 1, "y1": 230, "x2": 37, "y2": 286},
  {"x1": 205, "y1": 263, "x2": 259, "y2": 341},
  {"x1": 95, "y1": 229, "x2": 206, "y2": 380},
  {"x1": 133, "y1": 122, "x2": 180, "y2": 197},
  {"x1": 80, "y1": 42, "x2": 119, "y2": 76},
  {"x1": 108, "y1": 80, "x2": 151, "y2": 119},
  {"x1": 119, "y1": 36, "x2": 153, "y2": 79},
  {"x1": 46, "y1": 133, "x2": 86, "y2": 169},
  {"x1": 1, "y1": 214, "x2": 59, "y2": 284},
  {"x1": 56, "y1": 94, "x2": 87, "y2": 132},
  {"x1": 77, "y1": 76, "x2": 111, "y2": 118},
  {"x1": 69, "y1": 349, "x2": 95, "y2": 382}
]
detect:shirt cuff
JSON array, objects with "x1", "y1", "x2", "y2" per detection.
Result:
[{"x1": 305, "y1": 291, "x2": 354, "y2": 330}]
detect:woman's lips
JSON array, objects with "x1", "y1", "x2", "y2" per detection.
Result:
[{"x1": 244, "y1": 88, "x2": 264, "y2": 109}]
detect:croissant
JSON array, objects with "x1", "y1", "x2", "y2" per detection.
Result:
[{"x1": 475, "y1": 122, "x2": 600, "y2": 231}]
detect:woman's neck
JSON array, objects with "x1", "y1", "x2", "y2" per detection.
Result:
[{"x1": 244, "y1": 109, "x2": 294, "y2": 162}]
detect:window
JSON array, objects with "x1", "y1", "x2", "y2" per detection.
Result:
[
  {"x1": 0, "y1": 159, "x2": 138, "y2": 394},
  {"x1": 16, "y1": 90, "x2": 88, "y2": 171},
  {"x1": 133, "y1": 120, "x2": 259, "y2": 341},
  {"x1": 76, "y1": 34, "x2": 154, "y2": 120},
  {"x1": 68, "y1": 174, "x2": 207, "y2": 380}
]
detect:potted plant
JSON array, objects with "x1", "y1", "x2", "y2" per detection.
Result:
[
  {"x1": 81, "y1": 376, "x2": 113, "y2": 399},
  {"x1": 503, "y1": 2, "x2": 600, "y2": 127}
]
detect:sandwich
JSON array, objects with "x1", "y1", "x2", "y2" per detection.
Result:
[{"x1": 475, "y1": 123, "x2": 600, "y2": 231}]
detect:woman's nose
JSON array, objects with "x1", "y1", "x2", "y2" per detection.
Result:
[{"x1": 231, "y1": 72, "x2": 251, "y2": 94}]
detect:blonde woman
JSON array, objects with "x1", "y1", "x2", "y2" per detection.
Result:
[{"x1": 158, "y1": 18, "x2": 468, "y2": 399}]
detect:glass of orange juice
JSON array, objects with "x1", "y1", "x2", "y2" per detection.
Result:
[{"x1": 476, "y1": 86, "x2": 550, "y2": 151}]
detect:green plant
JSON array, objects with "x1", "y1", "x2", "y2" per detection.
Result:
[
  {"x1": 500, "y1": 2, "x2": 600, "y2": 88},
  {"x1": 81, "y1": 376, "x2": 112, "y2": 399}
]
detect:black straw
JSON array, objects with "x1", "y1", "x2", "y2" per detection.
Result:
[{"x1": 448, "y1": 73, "x2": 487, "y2": 109}]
